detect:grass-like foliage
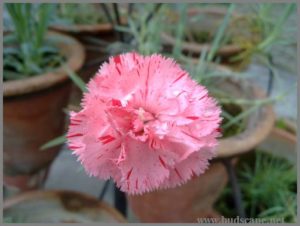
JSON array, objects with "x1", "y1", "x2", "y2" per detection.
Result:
[
  {"x1": 114, "y1": 3, "x2": 165, "y2": 55},
  {"x1": 51, "y1": 3, "x2": 107, "y2": 26},
  {"x1": 229, "y1": 3, "x2": 296, "y2": 66},
  {"x1": 3, "y1": 3, "x2": 63, "y2": 81},
  {"x1": 216, "y1": 150, "x2": 297, "y2": 223}
]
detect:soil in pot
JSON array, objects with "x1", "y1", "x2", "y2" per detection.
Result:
[
  {"x1": 3, "y1": 31, "x2": 85, "y2": 191},
  {"x1": 3, "y1": 190, "x2": 127, "y2": 223},
  {"x1": 220, "y1": 102, "x2": 245, "y2": 138},
  {"x1": 183, "y1": 29, "x2": 234, "y2": 46}
]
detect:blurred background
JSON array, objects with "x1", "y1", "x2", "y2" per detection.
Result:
[{"x1": 3, "y1": 2, "x2": 297, "y2": 223}]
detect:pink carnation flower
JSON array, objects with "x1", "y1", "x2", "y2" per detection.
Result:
[{"x1": 67, "y1": 52, "x2": 222, "y2": 195}]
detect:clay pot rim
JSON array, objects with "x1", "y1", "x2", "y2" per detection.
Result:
[
  {"x1": 259, "y1": 118, "x2": 297, "y2": 164},
  {"x1": 50, "y1": 23, "x2": 114, "y2": 34},
  {"x1": 3, "y1": 189, "x2": 127, "y2": 223},
  {"x1": 161, "y1": 7, "x2": 244, "y2": 56},
  {"x1": 273, "y1": 119, "x2": 297, "y2": 144},
  {"x1": 207, "y1": 64, "x2": 275, "y2": 158},
  {"x1": 3, "y1": 31, "x2": 85, "y2": 97},
  {"x1": 49, "y1": 17, "x2": 127, "y2": 34}
]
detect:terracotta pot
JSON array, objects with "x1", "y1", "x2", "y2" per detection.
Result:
[
  {"x1": 161, "y1": 7, "x2": 246, "y2": 69},
  {"x1": 3, "y1": 190, "x2": 127, "y2": 223},
  {"x1": 3, "y1": 31, "x2": 85, "y2": 191},
  {"x1": 128, "y1": 160, "x2": 231, "y2": 223},
  {"x1": 128, "y1": 69, "x2": 275, "y2": 222},
  {"x1": 50, "y1": 20, "x2": 118, "y2": 46},
  {"x1": 49, "y1": 2, "x2": 118, "y2": 38},
  {"x1": 258, "y1": 118, "x2": 296, "y2": 164}
]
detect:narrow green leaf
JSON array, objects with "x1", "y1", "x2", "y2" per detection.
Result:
[
  {"x1": 63, "y1": 65, "x2": 87, "y2": 93},
  {"x1": 3, "y1": 34, "x2": 18, "y2": 45},
  {"x1": 40, "y1": 134, "x2": 66, "y2": 151},
  {"x1": 194, "y1": 47, "x2": 208, "y2": 83},
  {"x1": 222, "y1": 104, "x2": 258, "y2": 129},
  {"x1": 258, "y1": 3, "x2": 295, "y2": 50},
  {"x1": 3, "y1": 55, "x2": 24, "y2": 72},
  {"x1": 3, "y1": 47, "x2": 21, "y2": 55},
  {"x1": 114, "y1": 25, "x2": 133, "y2": 34},
  {"x1": 207, "y1": 4, "x2": 236, "y2": 62},
  {"x1": 172, "y1": 4, "x2": 187, "y2": 57}
]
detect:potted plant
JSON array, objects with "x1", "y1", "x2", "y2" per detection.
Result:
[
  {"x1": 161, "y1": 4, "x2": 295, "y2": 71},
  {"x1": 3, "y1": 190, "x2": 127, "y2": 223},
  {"x1": 50, "y1": 3, "x2": 115, "y2": 39},
  {"x1": 161, "y1": 6, "x2": 242, "y2": 66},
  {"x1": 3, "y1": 3, "x2": 85, "y2": 192}
]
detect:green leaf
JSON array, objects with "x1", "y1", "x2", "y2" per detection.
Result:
[
  {"x1": 258, "y1": 206, "x2": 284, "y2": 217},
  {"x1": 207, "y1": 4, "x2": 236, "y2": 62},
  {"x1": 4, "y1": 3, "x2": 59, "y2": 77},
  {"x1": 35, "y1": 4, "x2": 53, "y2": 48},
  {"x1": 127, "y1": 17, "x2": 140, "y2": 44},
  {"x1": 3, "y1": 47, "x2": 21, "y2": 55},
  {"x1": 3, "y1": 55, "x2": 24, "y2": 72},
  {"x1": 114, "y1": 25, "x2": 133, "y2": 34},
  {"x1": 3, "y1": 34, "x2": 18, "y2": 45},
  {"x1": 27, "y1": 61, "x2": 43, "y2": 74},
  {"x1": 40, "y1": 134, "x2": 66, "y2": 151},
  {"x1": 63, "y1": 65, "x2": 87, "y2": 93},
  {"x1": 258, "y1": 3, "x2": 296, "y2": 51},
  {"x1": 194, "y1": 47, "x2": 208, "y2": 83},
  {"x1": 222, "y1": 104, "x2": 257, "y2": 129},
  {"x1": 38, "y1": 45, "x2": 60, "y2": 54},
  {"x1": 172, "y1": 4, "x2": 187, "y2": 57}
]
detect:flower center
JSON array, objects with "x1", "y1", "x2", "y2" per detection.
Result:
[
  {"x1": 137, "y1": 107, "x2": 154, "y2": 123},
  {"x1": 132, "y1": 107, "x2": 155, "y2": 138}
]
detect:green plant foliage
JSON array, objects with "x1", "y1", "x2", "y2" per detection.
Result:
[
  {"x1": 206, "y1": 4, "x2": 236, "y2": 62},
  {"x1": 275, "y1": 118, "x2": 296, "y2": 134},
  {"x1": 215, "y1": 151, "x2": 297, "y2": 222},
  {"x1": 63, "y1": 65, "x2": 87, "y2": 93},
  {"x1": 51, "y1": 3, "x2": 107, "y2": 25},
  {"x1": 114, "y1": 3, "x2": 165, "y2": 55},
  {"x1": 229, "y1": 3, "x2": 296, "y2": 67},
  {"x1": 40, "y1": 135, "x2": 66, "y2": 151},
  {"x1": 220, "y1": 103, "x2": 245, "y2": 138},
  {"x1": 3, "y1": 3, "x2": 63, "y2": 80},
  {"x1": 175, "y1": 2, "x2": 293, "y2": 139},
  {"x1": 171, "y1": 4, "x2": 188, "y2": 58}
]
